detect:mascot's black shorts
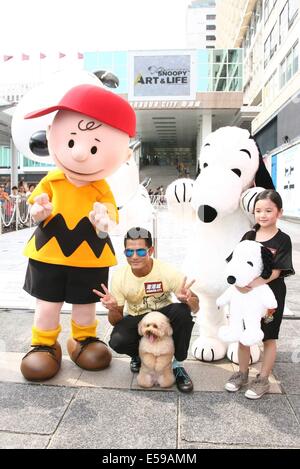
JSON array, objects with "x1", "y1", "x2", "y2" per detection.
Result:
[{"x1": 24, "y1": 259, "x2": 108, "y2": 304}]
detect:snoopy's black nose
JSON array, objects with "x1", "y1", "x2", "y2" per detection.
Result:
[
  {"x1": 227, "y1": 276, "x2": 236, "y2": 284},
  {"x1": 198, "y1": 205, "x2": 217, "y2": 223}
]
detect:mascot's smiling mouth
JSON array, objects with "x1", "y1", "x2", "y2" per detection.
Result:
[{"x1": 54, "y1": 154, "x2": 103, "y2": 176}]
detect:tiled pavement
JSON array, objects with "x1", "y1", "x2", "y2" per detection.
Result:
[{"x1": 0, "y1": 212, "x2": 300, "y2": 449}]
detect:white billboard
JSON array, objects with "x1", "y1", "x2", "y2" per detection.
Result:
[
  {"x1": 128, "y1": 50, "x2": 196, "y2": 101},
  {"x1": 275, "y1": 142, "x2": 300, "y2": 218}
]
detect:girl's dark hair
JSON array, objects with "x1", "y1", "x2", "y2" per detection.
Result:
[
  {"x1": 248, "y1": 190, "x2": 283, "y2": 239},
  {"x1": 254, "y1": 189, "x2": 282, "y2": 210}
]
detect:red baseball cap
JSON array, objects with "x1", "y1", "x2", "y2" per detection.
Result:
[{"x1": 25, "y1": 84, "x2": 136, "y2": 137}]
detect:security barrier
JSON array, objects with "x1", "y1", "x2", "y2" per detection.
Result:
[{"x1": 0, "y1": 197, "x2": 33, "y2": 234}]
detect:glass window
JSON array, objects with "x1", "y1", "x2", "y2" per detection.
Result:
[
  {"x1": 293, "y1": 41, "x2": 299, "y2": 74},
  {"x1": 279, "y1": 2, "x2": 289, "y2": 44},
  {"x1": 214, "y1": 50, "x2": 227, "y2": 63},
  {"x1": 206, "y1": 25, "x2": 216, "y2": 30},
  {"x1": 206, "y1": 35, "x2": 216, "y2": 41},
  {"x1": 264, "y1": 22, "x2": 278, "y2": 67},
  {"x1": 289, "y1": 0, "x2": 298, "y2": 24},
  {"x1": 286, "y1": 49, "x2": 293, "y2": 81},
  {"x1": 280, "y1": 59, "x2": 286, "y2": 88},
  {"x1": 264, "y1": 0, "x2": 270, "y2": 22},
  {"x1": 206, "y1": 14, "x2": 216, "y2": 20},
  {"x1": 214, "y1": 78, "x2": 227, "y2": 91}
]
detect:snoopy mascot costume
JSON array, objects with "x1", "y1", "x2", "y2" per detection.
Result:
[{"x1": 166, "y1": 127, "x2": 274, "y2": 362}]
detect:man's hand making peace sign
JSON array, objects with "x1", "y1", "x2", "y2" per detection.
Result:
[
  {"x1": 175, "y1": 277, "x2": 199, "y2": 313},
  {"x1": 93, "y1": 283, "x2": 124, "y2": 325}
]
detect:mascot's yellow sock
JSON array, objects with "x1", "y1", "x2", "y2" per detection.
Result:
[
  {"x1": 31, "y1": 324, "x2": 62, "y2": 346},
  {"x1": 71, "y1": 319, "x2": 98, "y2": 341}
]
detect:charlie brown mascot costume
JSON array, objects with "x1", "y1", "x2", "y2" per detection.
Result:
[{"x1": 20, "y1": 84, "x2": 136, "y2": 381}]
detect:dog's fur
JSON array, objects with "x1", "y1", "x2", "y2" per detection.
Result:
[{"x1": 137, "y1": 311, "x2": 175, "y2": 388}]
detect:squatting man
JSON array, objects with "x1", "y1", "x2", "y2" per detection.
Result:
[{"x1": 94, "y1": 227, "x2": 199, "y2": 393}]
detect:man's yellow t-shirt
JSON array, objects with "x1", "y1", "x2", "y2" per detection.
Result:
[{"x1": 110, "y1": 258, "x2": 184, "y2": 316}]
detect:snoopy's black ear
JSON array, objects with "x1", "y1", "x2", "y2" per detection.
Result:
[
  {"x1": 93, "y1": 70, "x2": 119, "y2": 89},
  {"x1": 251, "y1": 138, "x2": 275, "y2": 189},
  {"x1": 261, "y1": 246, "x2": 274, "y2": 279},
  {"x1": 226, "y1": 252, "x2": 233, "y2": 263},
  {"x1": 29, "y1": 130, "x2": 49, "y2": 156}
]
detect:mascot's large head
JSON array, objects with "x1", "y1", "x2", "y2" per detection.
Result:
[
  {"x1": 11, "y1": 70, "x2": 139, "y2": 206},
  {"x1": 226, "y1": 240, "x2": 274, "y2": 287},
  {"x1": 191, "y1": 127, "x2": 274, "y2": 223},
  {"x1": 23, "y1": 84, "x2": 135, "y2": 183}
]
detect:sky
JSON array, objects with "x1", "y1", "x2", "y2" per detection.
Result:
[{"x1": 0, "y1": 0, "x2": 190, "y2": 55}]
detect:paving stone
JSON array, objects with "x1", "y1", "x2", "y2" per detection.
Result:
[
  {"x1": 0, "y1": 310, "x2": 110, "y2": 355},
  {"x1": 0, "y1": 432, "x2": 50, "y2": 449},
  {"x1": 287, "y1": 395, "x2": 300, "y2": 420},
  {"x1": 183, "y1": 360, "x2": 235, "y2": 392},
  {"x1": 276, "y1": 336, "x2": 300, "y2": 363},
  {"x1": 273, "y1": 363, "x2": 300, "y2": 394},
  {"x1": 77, "y1": 358, "x2": 134, "y2": 389},
  {"x1": 180, "y1": 392, "x2": 300, "y2": 447},
  {"x1": 0, "y1": 382, "x2": 75, "y2": 434},
  {"x1": 0, "y1": 352, "x2": 82, "y2": 387},
  {"x1": 49, "y1": 388, "x2": 178, "y2": 449}
]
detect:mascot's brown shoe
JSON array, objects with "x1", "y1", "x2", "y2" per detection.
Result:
[
  {"x1": 67, "y1": 337, "x2": 112, "y2": 371},
  {"x1": 20, "y1": 342, "x2": 62, "y2": 382}
]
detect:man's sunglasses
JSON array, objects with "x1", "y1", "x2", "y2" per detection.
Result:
[{"x1": 124, "y1": 248, "x2": 150, "y2": 258}]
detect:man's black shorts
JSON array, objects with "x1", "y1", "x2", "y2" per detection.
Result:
[{"x1": 23, "y1": 259, "x2": 108, "y2": 304}]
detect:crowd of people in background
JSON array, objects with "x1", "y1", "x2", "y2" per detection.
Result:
[
  {"x1": 0, "y1": 179, "x2": 36, "y2": 204},
  {"x1": 147, "y1": 185, "x2": 166, "y2": 205},
  {"x1": 0, "y1": 179, "x2": 36, "y2": 230}
]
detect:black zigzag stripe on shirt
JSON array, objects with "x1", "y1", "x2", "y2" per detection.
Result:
[{"x1": 31, "y1": 214, "x2": 115, "y2": 258}]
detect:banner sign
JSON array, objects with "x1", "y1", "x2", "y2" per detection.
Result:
[
  {"x1": 274, "y1": 142, "x2": 300, "y2": 218},
  {"x1": 129, "y1": 51, "x2": 196, "y2": 101}
]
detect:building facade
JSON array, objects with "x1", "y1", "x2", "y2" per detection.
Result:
[
  {"x1": 186, "y1": 0, "x2": 217, "y2": 49},
  {"x1": 216, "y1": 0, "x2": 300, "y2": 218},
  {"x1": 0, "y1": 47, "x2": 244, "y2": 184}
]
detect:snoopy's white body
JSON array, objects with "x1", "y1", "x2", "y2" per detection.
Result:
[
  {"x1": 166, "y1": 127, "x2": 272, "y2": 362},
  {"x1": 217, "y1": 240, "x2": 277, "y2": 346},
  {"x1": 217, "y1": 285, "x2": 277, "y2": 346}
]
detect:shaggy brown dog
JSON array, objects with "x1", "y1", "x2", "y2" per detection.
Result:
[{"x1": 137, "y1": 311, "x2": 175, "y2": 388}]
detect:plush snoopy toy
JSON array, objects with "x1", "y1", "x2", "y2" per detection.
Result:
[
  {"x1": 217, "y1": 240, "x2": 277, "y2": 346},
  {"x1": 166, "y1": 127, "x2": 274, "y2": 362}
]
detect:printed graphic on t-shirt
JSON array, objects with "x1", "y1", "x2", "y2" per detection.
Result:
[
  {"x1": 144, "y1": 281, "x2": 163, "y2": 294},
  {"x1": 143, "y1": 292, "x2": 170, "y2": 311},
  {"x1": 267, "y1": 247, "x2": 277, "y2": 256}
]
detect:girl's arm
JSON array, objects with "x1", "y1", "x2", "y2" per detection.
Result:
[{"x1": 248, "y1": 269, "x2": 281, "y2": 288}]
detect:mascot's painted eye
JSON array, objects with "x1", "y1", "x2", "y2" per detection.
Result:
[
  {"x1": 68, "y1": 139, "x2": 75, "y2": 148},
  {"x1": 91, "y1": 146, "x2": 98, "y2": 155},
  {"x1": 247, "y1": 261, "x2": 253, "y2": 267},
  {"x1": 231, "y1": 168, "x2": 241, "y2": 177},
  {"x1": 203, "y1": 163, "x2": 208, "y2": 168},
  {"x1": 240, "y1": 149, "x2": 251, "y2": 159}
]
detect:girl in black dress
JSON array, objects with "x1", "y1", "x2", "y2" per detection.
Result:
[{"x1": 225, "y1": 190, "x2": 295, "y2": 399}]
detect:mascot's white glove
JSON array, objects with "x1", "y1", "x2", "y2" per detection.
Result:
[
  {"x1": 89, "y1": 202, "x2": 116, "y2": 234},
  {"x1": 31, "y1": 193, "x2": 53, "y2": 222}
]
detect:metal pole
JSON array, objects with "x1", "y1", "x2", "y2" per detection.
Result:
[
  {"x1": 152, "y1": 212, "x2": 158, "y2": 258},
  {"x1": 10, "y1": 138, "x2": 18, "y2": 188}
]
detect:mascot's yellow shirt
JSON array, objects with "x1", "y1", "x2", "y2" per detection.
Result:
[{"x1": 24, "y1": 169, "x2": 118, "y2": 268}]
